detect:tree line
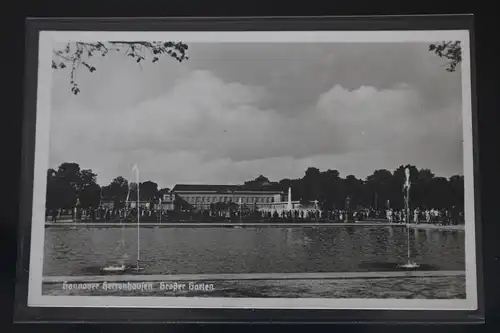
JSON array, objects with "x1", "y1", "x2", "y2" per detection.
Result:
[
  {"x1": 46, "y1": 163, "x2": 170, "y2": 210},
  {"x1": 272, "y1": 165, "x2": 464, "y2": 211},
  {"x1": 46, "y1": 162, "x2": 464, "y2": 212}
]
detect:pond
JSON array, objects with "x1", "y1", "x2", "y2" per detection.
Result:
[{"x1": 43, "y1": 226, "x2": 465, "y2": 276}]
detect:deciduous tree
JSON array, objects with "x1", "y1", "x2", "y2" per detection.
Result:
[
  {"x1": 102, "y1": 176, "x2": 129, "y2": 208},
  {"x1": 45, "y1": 162, "x2": 99, "y2": 209},
  {"x1": 52, "y1": 41, "x2": 189, "y2": 95},
  {"x1": 429, "y1": 41, "x2": 462, "y2": 72}
]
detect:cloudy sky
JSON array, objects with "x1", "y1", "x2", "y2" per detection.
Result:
[{"x1": 48, "y1": 42, "x2": 463, "y2": 189}]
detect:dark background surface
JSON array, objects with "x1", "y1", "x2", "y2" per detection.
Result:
[{"x1": 2, "y1": 0, "x2": 499, "y2": 332}]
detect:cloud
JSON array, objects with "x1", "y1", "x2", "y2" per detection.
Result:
[
  {"x1": 48, "y1": 43, "x2": 463, "y2": 187},
  {"x1": 186, "y1": 43, "x2": 461, "y2": 116}
]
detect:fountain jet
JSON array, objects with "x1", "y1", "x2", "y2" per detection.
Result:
[
  {"x1": 287, "y1": 187, "x2": 292, "y2": 211},
  {"x1": 399, "y1": 167, "x2": 420, "y2": 269}
]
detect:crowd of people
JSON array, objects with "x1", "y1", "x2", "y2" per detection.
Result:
[
  {"x1": 384, "y1": 207, "x2": 463, "y2": 225},
  {"x1": 255, "y1": 207, "x2": 462, "y2": 225},
  {"x1": 46, "y1": 203, "x2": 464, "y2": 226},
  {"x1": 46, "y1": 206, "x2": 168, "y2": 223}
]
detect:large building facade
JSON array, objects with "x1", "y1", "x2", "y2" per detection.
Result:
[{"x1": 170, "y1": 184, "x2": 289, "y2": 211}]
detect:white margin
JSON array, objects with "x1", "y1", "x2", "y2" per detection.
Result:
[{"x1": 27, "y1": 29, "x2": 477, "y2": 310}]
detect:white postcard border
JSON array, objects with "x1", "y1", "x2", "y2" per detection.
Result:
[{"x1": 27, "y1": 29, "x2": 477, "y2": 310}]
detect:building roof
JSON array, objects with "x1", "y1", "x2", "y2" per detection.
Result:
[{"x1": 172, "y1": 183, "x2": 284, "y2": 193}]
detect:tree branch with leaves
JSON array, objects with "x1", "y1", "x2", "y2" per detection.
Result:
[
  {"x1": 429, "y1": 41, "x2": 462, "y2": 72},
  {"x1": 52, "y1": 41, "x2": 189, "y2": 95}
]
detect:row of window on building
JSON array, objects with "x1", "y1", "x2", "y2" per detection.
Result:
[{"x1": 178, "y1": 195, "x2": 279, "y2": 205}]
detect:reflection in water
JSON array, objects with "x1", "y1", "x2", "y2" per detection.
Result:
[
  {"x1": 43, "y1": 226, "x2": 466, "y2": 276},
  {"x1": 433, "y1": 231, "x2": 442, "y2": 243},
  {"x1": 370, "y1": 227, "x2": 388, "y2": 256},
  {"x1": 414, "y1": 229, "x2": 420, "y2": 242}
]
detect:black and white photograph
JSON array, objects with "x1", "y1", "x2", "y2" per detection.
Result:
[{"x1": 25, "y1": 27, "x2": 478, "y2": 310}]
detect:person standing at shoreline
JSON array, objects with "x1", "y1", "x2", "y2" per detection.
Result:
[{"x1": 414, "y1": 208, "x2": 420, "y2": 224}]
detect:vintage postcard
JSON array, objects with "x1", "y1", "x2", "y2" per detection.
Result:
[{"x1": 26, "y1": 27, "x2": 478, "y2": 310}]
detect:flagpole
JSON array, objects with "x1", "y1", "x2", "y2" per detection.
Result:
[
  {"x1": 159, "y1": 197, "x2": 162, "y2": 225},
  {"x1": 239, "y1": 198, "x2": 242, "y2": 223}
]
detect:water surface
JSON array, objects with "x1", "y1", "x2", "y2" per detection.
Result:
[{"x1": 43, "y1": 226, "x2": 465, "y2": 276}]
